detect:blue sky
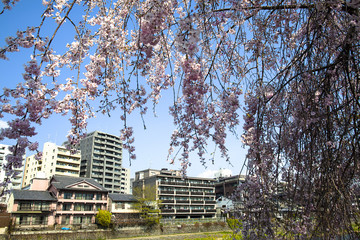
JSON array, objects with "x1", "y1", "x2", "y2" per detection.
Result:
[{"x1": 0, "y1": 1, "x2": 247, "y2": 178}]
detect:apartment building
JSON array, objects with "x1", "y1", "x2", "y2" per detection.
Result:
[
  {"x1": 0, "y1": 144, "x2": 25, "y2": 200},
  {"x1": 22, "y1": 142, "x2": 81, "y2": 188},
  {"x1": 79, "y1": 131, "x2": 130, "y2": 194},
  {"x1": 133, "y1": 169, "x2": 217, "y2": 219}
]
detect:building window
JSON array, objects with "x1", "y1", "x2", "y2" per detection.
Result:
[
  {"x1": 61, "y1": 216, "x2": 70, "y2": 225},
  {"x1": 96, "y1": 194, "x2": 102, "y2": 200},
  {"x1": 64, "y1": 192, "x2": 73, "y2": 199},
  {"x1": 62, "y1": 203, "x2": 72, "y2": 211}
]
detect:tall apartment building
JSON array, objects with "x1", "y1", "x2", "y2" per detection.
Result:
[
  {"x1": 22, "y1": 142, "x2": 81, "y2": 188},
  {"x1": 79, "y1": 131, "x2": 130, "y2": 194},
  {"x1": 133, "y1": 169, "x2": 217, "y2": 219},
  {"x1": 0, "y1": 144, "x2": 25, "y2": 199}
]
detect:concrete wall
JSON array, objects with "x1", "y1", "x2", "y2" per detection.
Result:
[{"x1": 6, "y1": 222, "x2": 229, "y2": 240}]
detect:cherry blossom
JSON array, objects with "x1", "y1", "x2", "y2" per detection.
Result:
[{"x1": 0, "y1": 0, "x2": 359, "y2": 238}]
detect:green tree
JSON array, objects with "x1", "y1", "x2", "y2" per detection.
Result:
[
  {"x1": 224, "y1": 218, "x2": 243, "y2": 240},
  {"x1": 96, "y1": 209, "x2": 112, "y2": 228},
  {"x1": 133, "y1": 185, "x2": 162, "y2": 228}
]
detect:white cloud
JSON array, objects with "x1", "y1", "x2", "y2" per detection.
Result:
[
  {"x1": 0, "y1": 120, "x2": 8, "y2": 129},
  {"x1": 197, "y1": 168, "x2": 233, "y2": 178},
  {"x1": 197, "y1": 169, "x2": 218, "y2": 178}
]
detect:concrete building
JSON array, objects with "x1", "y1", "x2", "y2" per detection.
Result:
[
  {"x1": 133, "y1": 169, "x2": 217, "y2": 219},
  {"x1": 79, "y1": 131, "x2": 130, "y2": 194},
  {"x1": 215, "y1": 175, "x2": 246, "y2": 218},
  {"x1": 22, "y1": 142, "x2": 81, "y2": 188},
  {"x1": 0, "y1": 144, "x2": 25, "y2": 200}
]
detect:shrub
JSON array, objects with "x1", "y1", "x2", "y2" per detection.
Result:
[
  {"x1": 202, "y1": 222, "x2": 212, "y2": 228},
  {"x1": 96, "y1": 210, "x2": 112, "y2": 228}
]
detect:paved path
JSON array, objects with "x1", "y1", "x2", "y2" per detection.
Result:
[{"x1": 113, "y1": 231, "x2": 226, "y2": 239}]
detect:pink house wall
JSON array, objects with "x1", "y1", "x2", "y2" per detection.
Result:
[{"x1": 30, "y1": 178, "x2": 49, "y2": 191}]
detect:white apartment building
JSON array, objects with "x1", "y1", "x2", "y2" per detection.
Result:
[
  {"x1": 0, "y1": 144, "x2": 25, "y2": 202},
  {"x1": 22, "y1": 142, "x2": 81, "y2": 188}
]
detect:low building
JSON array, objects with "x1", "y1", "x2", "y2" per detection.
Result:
[
  {"x1": 8, "y1": 175, "x2": 109, "y2": 228},
  {"x1": 7, "y1": 190, "x2": 57, "y2": 228},
  {"x1": 108, "y1": 193, "x2": 139, "y2": 223},
  {"x1": 215, "y1": 175, "x2": 246, "y2": 217},
  {"x1": 133, "y1": 169, "x2": 217, "y2": 219},
  {"x1": 50, "y1": 175, "x2": 108, "y2": 225}
]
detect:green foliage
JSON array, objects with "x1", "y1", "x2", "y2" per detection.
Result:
[
  {"x1": 133, "y1": 185, "x2": 162, "y2": 229},
  {"x1": 95, "y1": 210, "x2": 112, "y2": 228},
  {"x1": 223, "y1": 218, "x2": 243, "y2": 240}
]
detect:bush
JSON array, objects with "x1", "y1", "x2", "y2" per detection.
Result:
[
  {"x1": 202, "y1": 222, "x2": 212, "y2": 228},
  {"x1": 224, "y1": 218, "x2": 243, "y2": 240},
  {"x1": 96, "y1": 210, "x2": 112, "y2": 228}
]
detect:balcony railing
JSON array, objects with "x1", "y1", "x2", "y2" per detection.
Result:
[
  {"x1": 161, "y1": 209, "x2": 175, "y2": 213},
  {"x1": 160, "y1": 190, "x2": 174, "y2": 194},
  {"x1": 190, "y1": 192, "x2": 203, "y2": 196},
  {"x1": 162, "y1": 200, "x2": 174, "y2": 203},
  {"x1": 160, "y1": 181, "x2": 188, "y2": 186},
  {"x1": 175, "y1": 191, "x2": 189, "y2": 195},
  {"x1": 191, "y1": 183, "x2": 214, "y2": 187},
  {"x1": 18, "y1": 206, "x2": 54, "y2": 212},
  {"x1": 191, "y1": 200, "x2": 204, "y2": 204},
  {"x1": 176, "y1": 200, "x2": 190, "y2": 204},
  {"x1": 205, "y1": 201, "x2": 216, "y2": 204},
  {"x1": 191, "y1": 209, "x2": 204, "y2": 213},
  {"x1": 206, "y1": 209, "x2": 216, "y2": 213},
  {"x1": 176, "y1": 209, "x2": 190, "y2": 213}
]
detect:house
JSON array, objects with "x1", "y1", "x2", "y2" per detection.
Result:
[
  {"x1": 8, "y1": 175, "x2": 109, "y2": 228},
  {"x1": 7, "y1": 190, "x2": 57, "y2": 228},
  {"x1": 49, "y1": 175, "x2": 108, "y2": 225},
  {"x1": 108, "y1": 193, "x2": 140, "y2": 222}
]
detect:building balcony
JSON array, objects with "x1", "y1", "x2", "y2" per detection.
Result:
[
  {"x1": 16, "y1": 207, "x2": 55, "y2": 213},
  {"x1": 191, "y1": 209, "x2": 204, "y2": 213},
  {"x1": 191, "y1": 183, "x2": 214, "y2": 188},
  {"x1": 56, "y1": 164, "x2": 79, "y2": 171},
  {"x1": 159, "y1": 190, "x2": 174, "y2": 195},
  {"x1": 205, "y1": 201, "x2": 216, "y2": 204},
  {"x1": 161, "y1": 209, "x2": 175, "y2": 213},
  {"x1": 190, "y1": 200, "x2": 204, "y2": 204},
  {"x1": 160, "y1": 181, "x2": 188, "y2": 186},
  {"x1": 176, "y1": 200, "x2": 189, "y2": 204},
  {"x1": 175, "y1": 191, "x2": 189, "y2": 195},
  {"x1": 205, "y1": 192, "x2": 215, "y2": 196},
  {"x1": 176, "y1": 209, "x2": 190, "y2": 213},
  {"x1": 190, "y1": 192, "x2": 203, "y2": 196},
  {"x1": 161, "y1": 200, "x2": 174, "y2": 204},
  {"x1": 206, "y1": 209, "x2": 216, "y2": 213}
]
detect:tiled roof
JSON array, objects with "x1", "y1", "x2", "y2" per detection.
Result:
[
  {"x1": 51, "y1": 175, "x2": 108, "y2": 192},
  {"x1": 12, "y1": 190, "x2": 56, "y2": 201},
  {"x1": 108, "y1": 193, "x2": 137, "y2": 202}
]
